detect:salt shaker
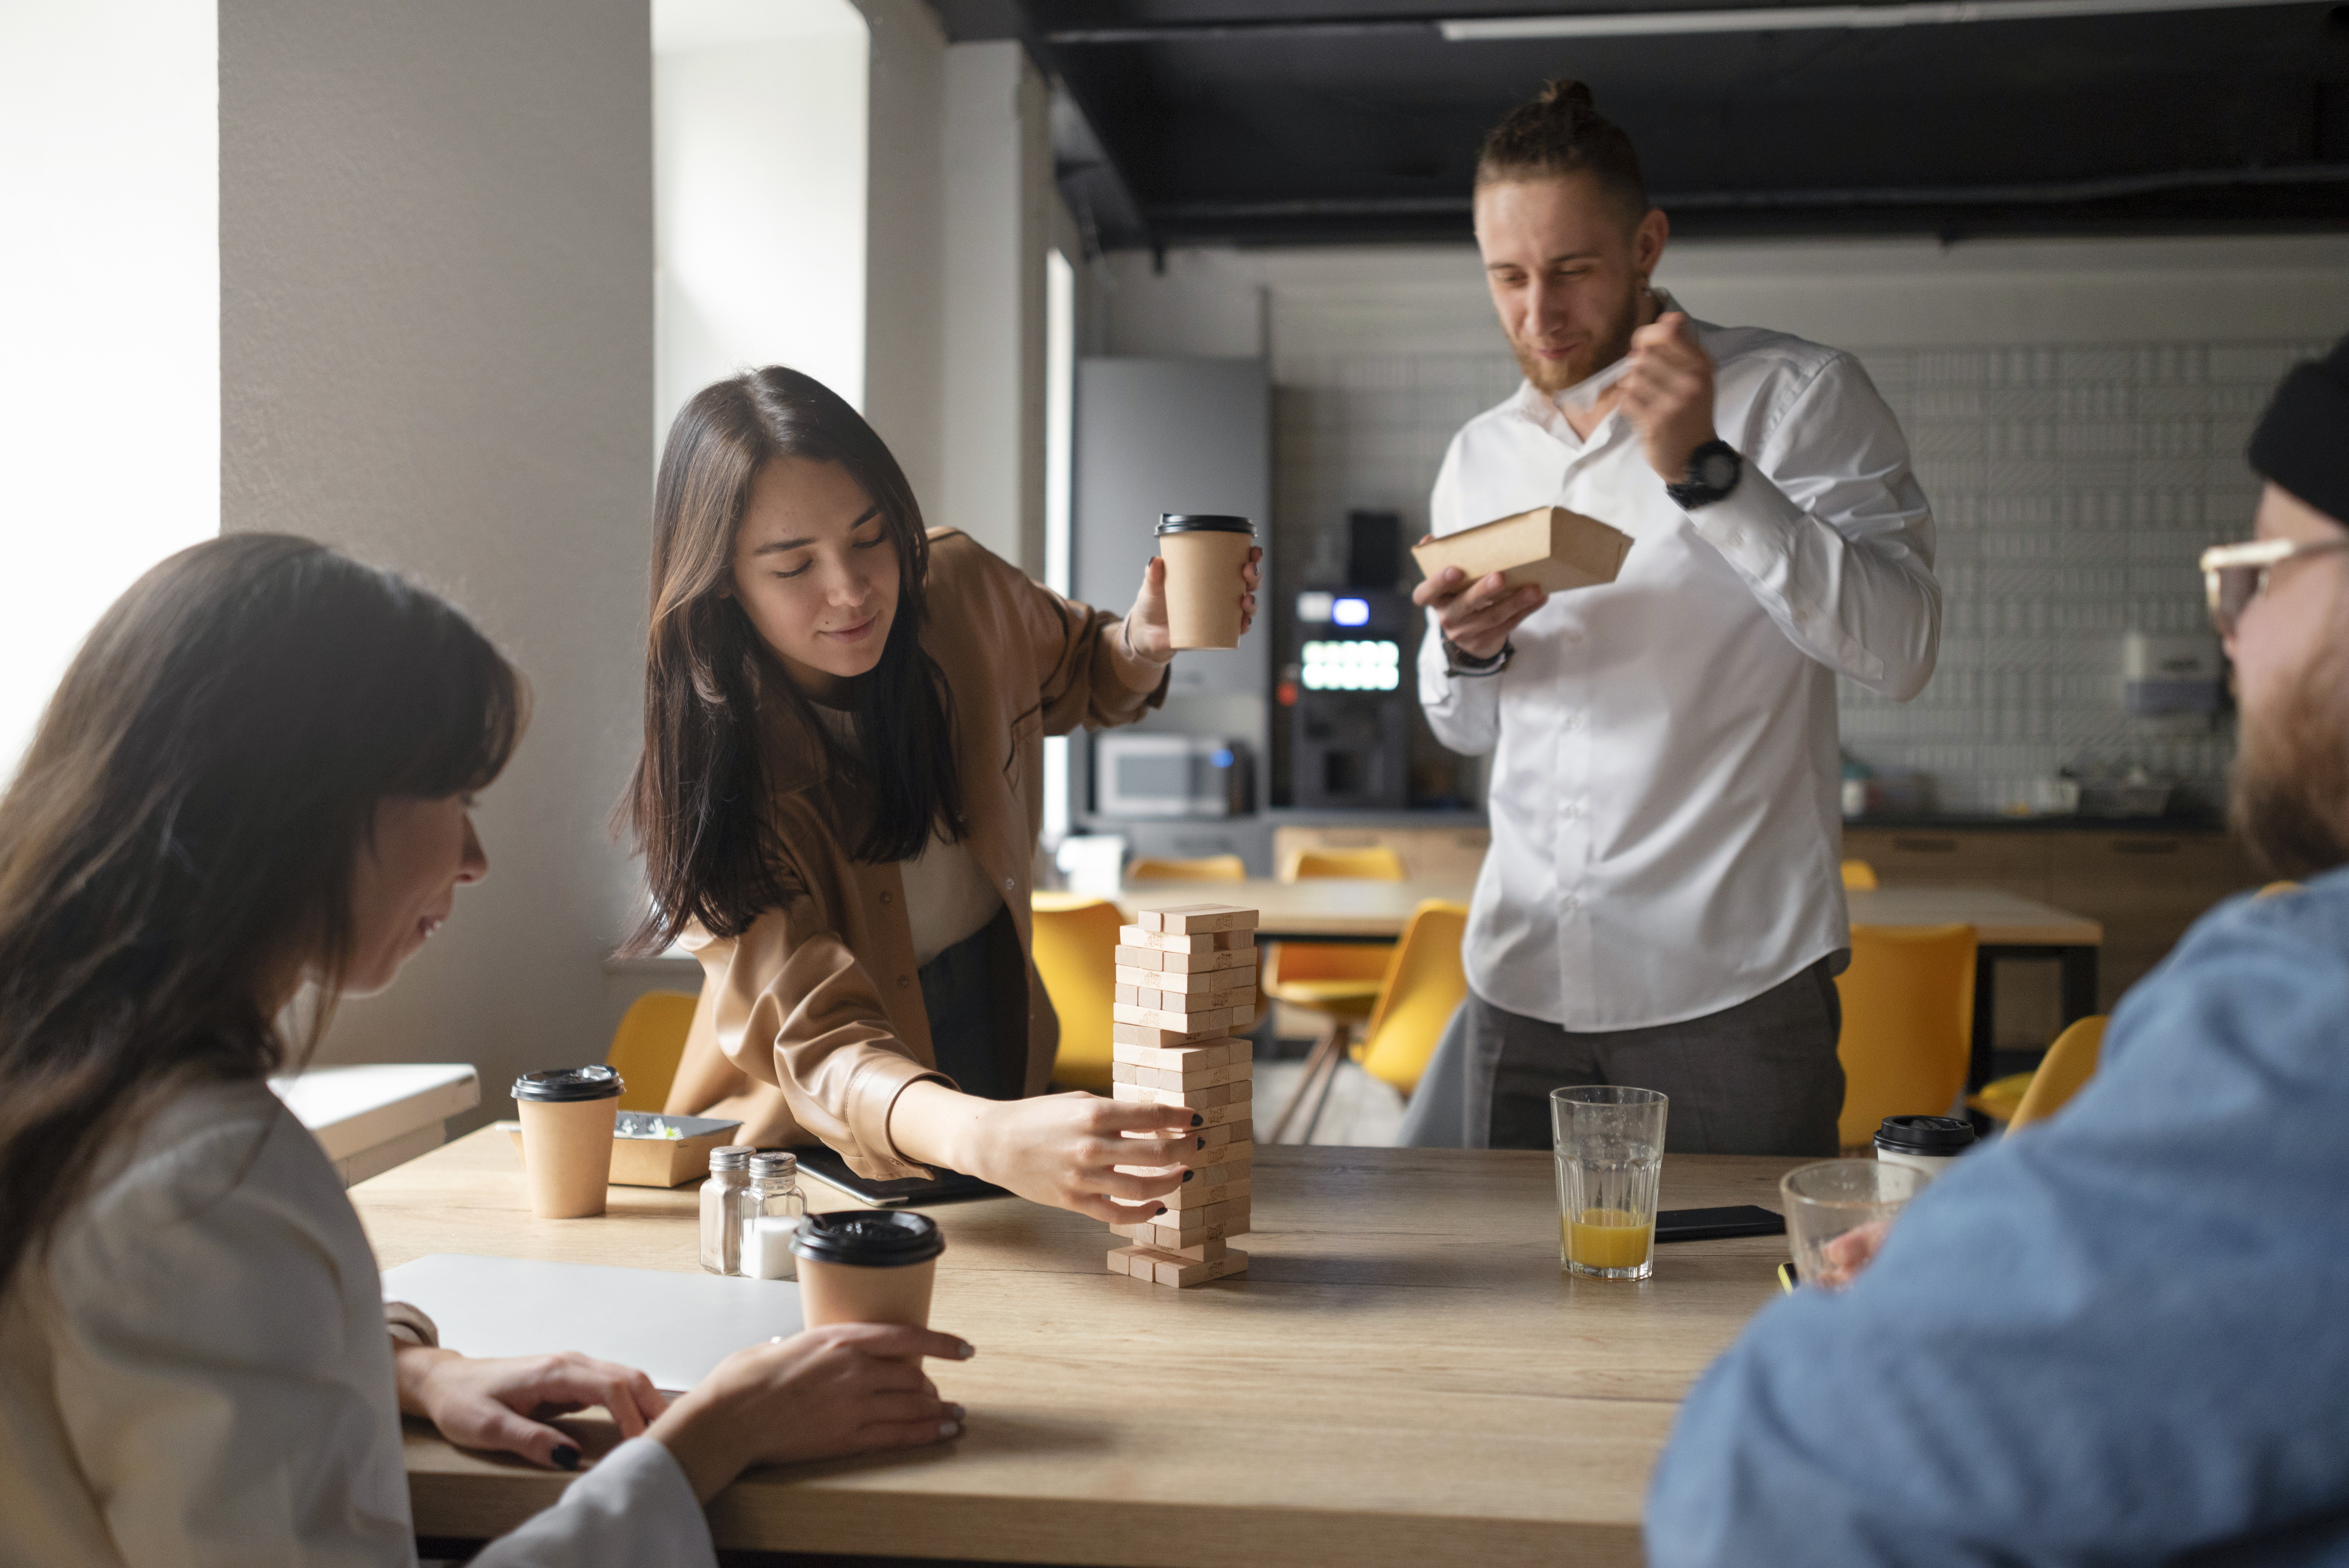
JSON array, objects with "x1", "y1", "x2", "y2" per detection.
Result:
[
  {"x1": 700, "y1": 1145, "x2": 751, "y2": 1275},
  {"x1": 736, "y1": 1151, "x2": 808, "y2": 1281}
]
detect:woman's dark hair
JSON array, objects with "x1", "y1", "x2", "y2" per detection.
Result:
[
  {"x1": 0, "y1": 535, "x2": 526, "y2": 1298},
  {"x1": 620, "y1": 366, "x2": 964, "y2": 955},
  {"x1": 1476, "y1": 78, "x2": 1649, "y2": 227}
]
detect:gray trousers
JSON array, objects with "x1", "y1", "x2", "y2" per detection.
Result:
[{"x1": 1468, "y1": 957, "x2": 1846, "y2": 1156}]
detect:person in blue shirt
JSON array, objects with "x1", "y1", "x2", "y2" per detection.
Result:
[{"x1": 1647, "y1": 334, "x2": 2349, "y2": 1567}]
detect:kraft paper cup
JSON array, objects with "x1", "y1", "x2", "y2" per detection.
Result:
[
  {"x1": 1156, "y1": 514, "x2": 1254, "y2": 650},
  {"x1": 512, "y1": 1066, "x2": 623, "y2": 1219},
  {"x1": 791, "y1": 1211, "x2": 945, "y2": 1332}
]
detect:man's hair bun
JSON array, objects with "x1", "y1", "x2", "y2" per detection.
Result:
[{"x1": 1477, "y1": 78, "x2": 1647, "y2": 225}]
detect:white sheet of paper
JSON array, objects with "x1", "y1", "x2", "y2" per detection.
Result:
[{"x1": 381, "y1": 1252, "x2": 802, "y2": 1392}]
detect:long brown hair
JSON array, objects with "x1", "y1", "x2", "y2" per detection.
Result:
[
  {"x1": 620, "y1": 367, "x2": 964, "y2": 956},
  {"x1": 0, "y1": 535, "x2": 525, "y2": 1299}
]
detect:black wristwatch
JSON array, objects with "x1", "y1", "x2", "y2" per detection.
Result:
[
  {"x1": 1442, "y1": 636, "x2": 1513, "y2": 676},
  {"x1": 1665, "y1": 439, "x2": 1743, "y2": 510}
]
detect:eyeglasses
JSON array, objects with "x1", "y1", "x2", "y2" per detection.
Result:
[{"x1": 2199, "y1": 537, "x2": 2349, "y2": 637}]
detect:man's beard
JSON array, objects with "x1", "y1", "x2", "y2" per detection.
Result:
[
  {"x1": 1510, "y1": 282, "x2": 1645, "y2": 396},
  {"x1": 2230, "y1": 637, "x2": 2349, "y2": 880}
]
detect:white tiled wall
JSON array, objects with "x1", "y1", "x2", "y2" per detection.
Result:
[
  {"x1": 1269, "y1": 335, "x2": 2333, "y2": 815},
  {"x1": 1100, "y1": 238, "x2": 2349, "y2": 816}
]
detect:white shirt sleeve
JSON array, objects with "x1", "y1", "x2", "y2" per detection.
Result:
[
  {"x1": 471, "y1": 1438, "x2": 713, "y2": 1568},
  {"x1": 1680, "y1": 353, "x2": 1941, "y2": 700},
  {"x1": 1416, "y1": 435, "x2": 1505, "y2": 756}
]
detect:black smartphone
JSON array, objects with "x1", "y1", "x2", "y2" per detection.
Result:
[
  {"x1": 1653, "y1": 1205, "x2": 1786, "y2": 1243},
  {"x1": 790, "y1": 1144, "x2": 1009, "y2": 1208}
]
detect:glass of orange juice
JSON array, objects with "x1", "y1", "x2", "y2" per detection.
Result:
[{"x1": 1551, "y1": 1085, "x2": 1668, "y2": 1280}]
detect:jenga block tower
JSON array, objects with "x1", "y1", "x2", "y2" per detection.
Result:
[{"x1": 1105, "y1": 903, "x2": 1259, "y2": 1289}]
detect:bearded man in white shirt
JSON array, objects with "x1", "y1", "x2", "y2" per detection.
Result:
[{"x1": 1414, "y1": 79, "x2": 1941, "y2": 1156}]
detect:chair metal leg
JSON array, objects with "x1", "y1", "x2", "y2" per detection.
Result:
[
  {"x1": 1296, "y1": 1026, "x2": 1353, "y2": 1145},
  {"x1": 1268, "y1": 1020, "x2": 1349, "y2": 1144}
]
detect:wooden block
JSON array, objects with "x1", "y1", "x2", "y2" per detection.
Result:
[
  {"x1": 1119, "y1": 925, "x2": 1256, "y2": 956},
  {"x1": 1117, "y1": 963, "x2": 1258, "y2": 995},
  {"x1": 1193, "y1": 1098, "x2": 1248, "y2": 1129},
  {"x1": 1125, "y1": 1245, "x2": 1249, "y2": 1288},
  {"x1": 1153, "y1": 1237, "x2": 1228, "y2": 1262},
  {"x1": 1111, "y1": 1041, "x2": 1233, "y2": 1071},
  {"x1": 1125, "y1": 982, "x2": 1253, "y2": 1017},
  {"x1": 1131, "y1": 1058, "x2": 1251, "y2": 1091},
  {"x1": 1112, "y1": 1198, "x2": 1251, "y2": 1249},
  {"x1": 1201, "y1": 1117, "x2": 1251, "y2": 1148},
  {"x1": 1114, "y1": 1081, "x2": 1231, "y2": 1111},
  {"x1": 1114, "y1": 1002, "x2": 1230, "y2": 1032},
  {"x1": 1153, "y1": 1172, "x2": 1252, "y2": 1208},
  {"x1": 1111, "y1": 1061, "x2": 1138, "y2": 1085},
  {"x1": 1116, "y1": 1136, "x2": 1254, "y2": 1171},
  {"x1": 1119, "y1": 941, "x2": 1254, "y2": 974},
  {"x1": 1144, "y1": 903, "x2": 1260, "y2": 935},
  {"x1": 1114, "y1": 982, "x2": 1142, "y2": 1006},
  {"x1": 1111, "y1": 1020, "x2": 1229, "y2": 1049}
]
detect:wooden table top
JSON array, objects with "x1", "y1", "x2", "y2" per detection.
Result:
[
  {"x1": 1847, "y1": 885, "x2": 2103, "y2": 946},
  {"x1": 361, "y1": 1130, "x2": 1806, "y2": 1566},
  {"x1": 1116, "y1": 876, "x2": 1460, "y2": 939}
]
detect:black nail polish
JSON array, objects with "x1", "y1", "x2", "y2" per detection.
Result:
[
  {"x1": 1191, "y1": 1114, "x2": 1203, "y2": 1126},
  {"x1": 1196, "y1": 1136, "x2": 1205, "y2": 1148},
  {"x1": 1183, "y1": 1169, "x2": 1195, "y2": 1182},
  {"x1": 1154, "y1": 1204, "x2": 1167, "y2": 1215},
  {"x1": 552, "y1": 1445, "x2": 581, "y2": 1471}
]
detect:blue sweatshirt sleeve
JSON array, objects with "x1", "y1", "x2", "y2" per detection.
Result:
[{"x1": 1645, "y1": 873, "x2": 2349, "y2": 1568}]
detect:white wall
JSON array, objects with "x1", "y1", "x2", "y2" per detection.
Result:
[
  {"x1": 937, "y1": 41, "x2": 1052, "y2": 571},
  {"x1": 854, "y1": 0, "x2": 947, "y2": 516},
  {"x1": 654, "y1": 0, "x2": 868, "y2": 435},
  {"x1": 0, "y1": 0, "x2": 219, "y2": 777},
  {"x1": 219, "y1": 0, "x2": 655, "y2": 1124}
]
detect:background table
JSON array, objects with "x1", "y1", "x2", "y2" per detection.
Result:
[
  {"x1": 360, "y1": 1130, "x2": 1802, "y2": 1566},
  {"x1": 1848, "y1": 886, "x2": 2103, "y2": 1087}
]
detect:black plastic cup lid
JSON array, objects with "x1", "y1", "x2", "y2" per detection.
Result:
[
  {"x1": 1875, "y1": 1114, "x2": 1977, "y2": 1155},
  {"x1": 512, "y1": 1065, "x2": 624, "y2": 1104},
  {"x1": 790, "y1": 1209, "x2": 945, "y2": 1268},
  {"x1": 1156, "y1": 513, "x2": 1254, "y2": 536}
]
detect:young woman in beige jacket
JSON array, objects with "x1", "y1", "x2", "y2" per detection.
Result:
[{"x1": 629, "y1": 367, "x2": 1259, "y2": 1220}]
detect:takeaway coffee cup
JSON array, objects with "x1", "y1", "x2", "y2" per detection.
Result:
[
  {"x1": 1155, "y1": 513, "x2": 1255, "y2": 650},
  {"x1": 511, "y1": 1066, "x2": 624, "y2": 1219},
  {"x1": 1873, "y1": 1114, "x2": 1977, "y2": 1181},
  {"x1": 791, "y1": 1210, "x2": 946, "y2": 1330}
]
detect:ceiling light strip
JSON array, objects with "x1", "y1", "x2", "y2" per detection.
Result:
[{"x1": 1441, "y1": 0, "x2": 2301, "y2": 41}]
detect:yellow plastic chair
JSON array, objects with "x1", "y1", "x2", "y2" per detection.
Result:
[
  {"x1": 1126, "y1": 853, "x2": 1246, "y2": 882},
  {"x1": 2006, "y1": 1015, "x2": 2107, "y2": 1131},
  {"x1": 1356, "y1": 900, "x2": 1470, "y2": 1097},
  {"x1": 1841, "y1": 859, "x2": 1880, "y2": 891},
  {"x1": 1262, "y1": 849, "x2": 1406, "y2": 1142},
  {"x1": 1833, "y1": 923, "x2": 1977, "y2": 1150},
  {"x1": 606, "y1": 991, "x2": 699, "y2": 1113},
  {"x1": 1030, "y1": 892, "x2": 1123, "y2": 1092},
  {"x1": 1283, "y1": 844, "x2": 1405, "y2": 881}
]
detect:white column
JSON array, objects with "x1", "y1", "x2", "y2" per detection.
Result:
[{"x1": 0, "y1": 0, "x2": 219, "y2": 775}]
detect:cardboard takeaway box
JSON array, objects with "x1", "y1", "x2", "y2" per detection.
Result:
[
  {"x1": 1411, "y1": 504, "x2": 1633, "y2": 596},
  {"x1": 500, "y1": 1110, "x2": 744, "y2": 1188}
]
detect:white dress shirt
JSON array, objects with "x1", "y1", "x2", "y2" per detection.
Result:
[
  {"x1": 1420, "y1": 305, "x2": 1939, "y2": 1031},
  {"x1": 0, "y1": 1077, "x2": 713, "y2": 1568}
]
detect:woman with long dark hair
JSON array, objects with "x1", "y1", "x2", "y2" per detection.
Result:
[
  {"x1": 0, "y1": 536, "x2": 966, "y2": 1565},
  {"x1": 627, "y1": 367, "x2": 1259, "y2": 1219}
]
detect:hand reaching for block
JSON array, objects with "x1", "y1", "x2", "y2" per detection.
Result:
[{"x1": 887, "y1": 1083, "x2": 1198, "y2": 1223}]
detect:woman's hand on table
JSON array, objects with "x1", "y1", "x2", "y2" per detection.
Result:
[
  {"x1": 1122, "y1": 548, "x2": 1264, "y2": 663},
  {"x1": 890, "y1": 1082, "x2": 1201, "y2": 1222},
  {"x1": 1813, "y1": 1219, "x2": 1891, "y2": 1290},
  {"x1": 650, "y1": 1323, "x2": 973, "y2": 1503},
  {"x1": 392, "y1": 1345, "x2": 668, "y2": 1470}
]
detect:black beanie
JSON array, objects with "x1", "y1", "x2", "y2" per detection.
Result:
[{"x1": 2248, "y1": 335, "x2": 2349, "y2": 527}]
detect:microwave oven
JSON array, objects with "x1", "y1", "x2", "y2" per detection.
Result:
[{"x1": 1095, "y1": 734, "x2": 1252, "y2": 819}]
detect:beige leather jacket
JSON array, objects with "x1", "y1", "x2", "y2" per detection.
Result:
[{"x1": 664, "y1": 531, "x2": 1167, "y2": 1178}]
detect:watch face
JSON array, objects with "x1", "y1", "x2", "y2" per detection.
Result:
[{"x1": 1696, "y1": 448, "x2": 1739, "y2": 489}]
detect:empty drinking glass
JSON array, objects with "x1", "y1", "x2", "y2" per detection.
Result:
[
  {"x1": 1552, "y1": 1085, "x2": 1668, "y2": 1280},
  {"x1": 1780, "y1": 1158, "x2": 1927, "y2": 1289}
]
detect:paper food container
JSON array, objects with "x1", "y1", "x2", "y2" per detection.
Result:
[
  {"x1": 1411, "y1": 505, "x2": 1633, "y2": 596},
  {"x1": 500, "y1": 1111, "x2": 744, "y2": 1188}
]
